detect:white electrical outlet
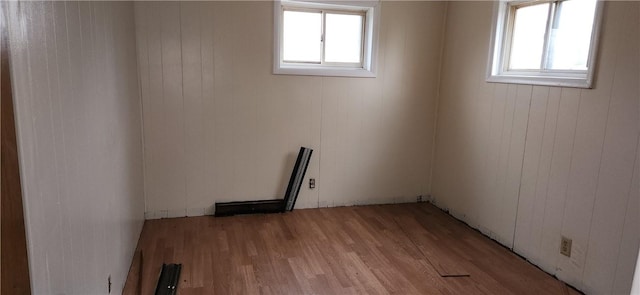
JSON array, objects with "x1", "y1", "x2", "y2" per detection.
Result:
[
  {"x1": 309, "y1": 178, "x2": 316, "y2": 189},
  {"x1": 560, "y1": 236, "x2": 572, "y2": 257}
]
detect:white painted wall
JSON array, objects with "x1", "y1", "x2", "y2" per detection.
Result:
[
  {"x1": 633, "y1": 249, "x2": 640, "y2": 294},
  {"x1": 432, "y1": 1, "x2": 639, "y2": 294},
  {"x1": 5, "y1": 1, "x2": 144, "y2": 294},
  {"x1": 134, "y1": 1, "x2": 446, "y2": 218}
]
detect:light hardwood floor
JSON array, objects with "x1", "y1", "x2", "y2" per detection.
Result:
[{"x1": 124, "y1": 203, "x2": 581, "y2": 294}]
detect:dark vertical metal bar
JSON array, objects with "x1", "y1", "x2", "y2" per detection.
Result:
[
  {"x1": 154, "y1": 263, "x2": 182, "y2": 295},
  {"x1": 284, "y1": 147, "x2": 313, "y2": 211}
]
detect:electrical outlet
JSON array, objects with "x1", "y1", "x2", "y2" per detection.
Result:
[
  {"x1": 309, "y1": 178, "x2": 315, "y2": 189},
  {"x1": 560, "y1": 236, "x2": 572, "y2": 257},
  {"x1": 108, "y1": 275, "x2": 112, "y2": 293}
]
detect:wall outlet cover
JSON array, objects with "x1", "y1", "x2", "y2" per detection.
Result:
[{"x1": 560, "y1": 236, "x2": 572, "y2": 257}]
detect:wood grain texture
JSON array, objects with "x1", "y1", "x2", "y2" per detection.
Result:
[
  {"x1": 1, "y1": 3, "x2": 31, "y2": 293},
  {"x1": 123, "y1": 250, "x2": 143, "y2": 295},
  {"x1": 124, "y1": 203, "x2": 577, "y2": 295}
]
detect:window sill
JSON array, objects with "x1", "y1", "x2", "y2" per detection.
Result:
[
  {"x1": 486, "y1": 74, "x2": 593, "y2": 89},
  {"x1": 273, "y1": 64, "x2": 377, "y2": 78}
]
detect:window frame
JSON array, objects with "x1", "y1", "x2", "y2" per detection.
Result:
[
  {"x1": 273, "y1": 0, "x2": 380, "y2": 78},
  {"x1": 281, "y1": 8, "x2": 366, "y2": 67},
  {"x1": 486, "y1": 0, "x2": 604, "y2": 88}
]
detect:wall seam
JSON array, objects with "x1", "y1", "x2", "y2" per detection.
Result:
[
  {"x1": 158, "y1": 3, "x2": 166, "y2": 216},
  {"x1": 41, "y1": 1, "x2": 66, "y2": 289},
  {"x1": 501, "y1": 85, "x2": 518, "y2": 246},
  {"x1": 512, "y1": 86, "x2": 534, "y2": 249},
  {"x1": 528, "y1": 87, "x2": 551, "y2": 258},
  {"x1": 178, "y1": 3, "x2": 187, "y2": 215},
  {"x1": 317, "y1": 77, "x2": 323, "y2": 208},
  {"x1": 132, "y1": 2, "x2": 149, "y2": 219},
  {"x1": 428, "y1": 0, "x2": 449, "y2": 200}
]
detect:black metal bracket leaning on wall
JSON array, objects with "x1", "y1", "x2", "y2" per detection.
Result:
[{"x1": 214, "y1": 147, "x2": 313, "y2": 217}]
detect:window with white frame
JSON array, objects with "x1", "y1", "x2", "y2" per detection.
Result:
[
  {"x1": 274, "y1": 0, "x2": 380, "y2": 77},
  {"x1": 487, "y1": 0, "x2": 603, "y2": 88}
]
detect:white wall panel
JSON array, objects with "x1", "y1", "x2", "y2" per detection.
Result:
[
  {"x1": 581, "y1": 5, "x2": 639, "y2": 292},
  {"x1": 6, "y1": 1, "x2": 145, "y2": 294},
  {"x1": 433, "y1": 1, "x2": 640, "y2": 294},
  {"x1": 135, "y1": 1, "x2": 446, "y2": 216},
  {"x1": 614, "y1": 145, "x2": 640, "y2": 294}
]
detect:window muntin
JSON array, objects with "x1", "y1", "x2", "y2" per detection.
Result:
[{"x1": 487, "y1": 0, "x2": 602, "y2": 88}]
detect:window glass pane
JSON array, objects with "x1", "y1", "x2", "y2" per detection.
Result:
[
  {"x1": 283, "y1": 10, "x2": 321, "y2": 63},
  {"x1": 324, "y1": 13, "x2": 363, "y2": 64},
  {"x1": 509, "y1": 3, "x2": 549, "y2": 70},
  {"x1": 546, "y1": 0, "x2": 597, "y2": 70}
]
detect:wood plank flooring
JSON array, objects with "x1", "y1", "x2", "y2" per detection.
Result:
[{"x1": 124, "y1": 203, "x2": 581, "y2": 294}]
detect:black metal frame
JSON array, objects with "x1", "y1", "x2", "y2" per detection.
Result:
[
  {"x1": 283, "y1": 146, "x2": 313, "y2": 211},
  {"x1": 213, "y1": 199, "x2": 285, "y2": 217},
  {"x1": 154, "y1": 263, "x2": 182, "y2": 295},
  {"x1": 214, "y1": 147, "x2": 313, "y2": 217}
]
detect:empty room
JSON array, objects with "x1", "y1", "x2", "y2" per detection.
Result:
[{"x1": 1, "y1": 0, "x2": 638, "y2": 294}]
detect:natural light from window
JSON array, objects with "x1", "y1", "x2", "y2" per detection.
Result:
[
  {"x1": 324, "y1": 13, "x2": 363, "y2": 64},
  {"x1": 509, "y1": 3, "x2": 550, "y2": 70},
  {"x1": 282, "y1": 10, "x2": 364, "y2": 66},
  {"x1": 487, "y1": 0, "x2": 601, "y2": 88},
  {"x1": 283, "y1": 10, "x2": 322, "y2": 63},
  {"x1": 509, "y1": 0, "x2": 598, "y2": 71},
  {"x1": 274, "y1": 0, "x2": 380, "y2": 77},
  {"x1": 546, "y1": 0, "x2": 598, "y2": 70}
]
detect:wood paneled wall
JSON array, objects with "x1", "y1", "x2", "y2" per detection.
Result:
[
  {"x1": 134, "y1": 1, "x2": 446, "y2": 218},
  {"x1": 432, "y1": 1, "x2": 639, "y2": 294},
  {"x1": 1, "y1": 3, "x2": 31, "y2": 293},
  {"x1": 5, "y1": 2, "x2": 145, "y2": 294}
]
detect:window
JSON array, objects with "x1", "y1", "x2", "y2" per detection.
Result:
[
  {"x1": 487, "y1": 0, "x2": 603, "y2": 88},
  {"x1": 274, "y1": 0, "x2": 380, "y2": 77}
]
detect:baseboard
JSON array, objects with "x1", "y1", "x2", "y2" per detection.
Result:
[
  {"x1": 214, "y1": 199, "x2": 285, "y2": 217},
  {"x1": 144, "y1": 196, "x2": 424, "y2": 220}
]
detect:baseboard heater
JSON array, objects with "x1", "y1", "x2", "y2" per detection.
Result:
[
  {"x1": 215, "y1": 147, "x2": 313, "y2": 216},
  {"x1": 154, "y1": 263, "x2": 182, "y2": 295}
]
